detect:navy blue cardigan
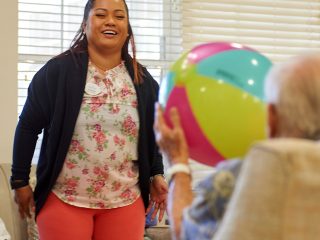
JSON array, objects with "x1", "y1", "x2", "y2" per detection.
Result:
[{"x1": 12, "y1": 51, "x2": 164, "y2": 216}]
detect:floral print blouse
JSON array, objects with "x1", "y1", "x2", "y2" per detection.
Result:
[{"x1": 53, "y1": 61, "x2": 140, "y2": 209}]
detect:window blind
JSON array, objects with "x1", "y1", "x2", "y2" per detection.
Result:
[
  {"x1": 181, "y1": 0, "x2": 320, "y2": 186},
  {"x1": 18, "y1": 0, "x2": 182, "y2": 163},
  {"x1": 182, "y1": 0, "x2": 320, "y2": 63}
]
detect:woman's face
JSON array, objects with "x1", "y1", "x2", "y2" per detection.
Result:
[{"x1": 84, "y1": 0, "x2": 129, "y2": 54}]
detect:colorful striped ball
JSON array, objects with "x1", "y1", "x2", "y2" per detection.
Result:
[{"x1": 159, "y1": 42, "x2": 273, "y2": 166}]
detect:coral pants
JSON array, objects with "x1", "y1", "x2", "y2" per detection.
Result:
[{"x1": 37, "y1": 192, "x2": 145, "y2": 240}]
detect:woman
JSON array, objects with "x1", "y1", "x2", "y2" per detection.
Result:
[{"x1": 11, "y1": 0, "x2": 167, "y2": 239}]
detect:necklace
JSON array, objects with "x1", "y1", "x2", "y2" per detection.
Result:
[
  {"x1": 90, "y1": 60, "x2": 107, "y2": 73},
  {"x1": 90, "y1": 59, "x2": 123, "y2": 74}
]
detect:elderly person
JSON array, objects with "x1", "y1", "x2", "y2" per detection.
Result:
[{"x1": 154, "y1": 52, "x2": 320, "y2": 240}]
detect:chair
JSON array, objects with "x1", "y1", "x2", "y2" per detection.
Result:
[{"x1": 214, "y1": 138, "x2": 320, "y2": 240}]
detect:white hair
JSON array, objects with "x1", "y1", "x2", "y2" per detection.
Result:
[{"x1": 264, "y1": 52, "x2": 320, "y2": 140}]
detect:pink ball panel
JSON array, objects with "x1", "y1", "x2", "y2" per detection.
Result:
[
  {"x1": 188, "y1": 42, "x2": 256, "y2": 64},
  {"x1": 165, "y1": 86, "x2": 225, "y2": 166}
]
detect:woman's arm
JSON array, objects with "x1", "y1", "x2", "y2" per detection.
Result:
[{"x1": 12, "y1": 61, "x2": 54, "y2": 218}]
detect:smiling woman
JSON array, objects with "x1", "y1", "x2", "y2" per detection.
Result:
[
  {"x1": 12, "y1": 0, "x2": 169, "y2": 240},
  {"x1": 84, "y1": 0, "x2": 131, "y2": 72},
  {"x1": 17, "y1": 0, "x2": 182, "y2": 122},
  {"x1": 17, "y1": 2, "x2": 182, "y2": 150}
]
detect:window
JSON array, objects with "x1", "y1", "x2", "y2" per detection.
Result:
[
  {"x1": 18, "y1": 0, "x2": 182, "y2": 163},
  {"x1": 182, "y1": 0, "x2": 320, "y2": 186},
  {"x1": 182, "y1": 0, "x2": 320, "y2": 63}
]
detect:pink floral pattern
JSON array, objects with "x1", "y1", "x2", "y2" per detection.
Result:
[
  {"x1": 53, "y1": 62, "x2": 140, "y2": 209},
  {"x1": 87, "y1": 123, "x2": 109, "y2": 152}
]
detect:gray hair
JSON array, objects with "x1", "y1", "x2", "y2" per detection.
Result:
[{"x1": 264, "y1": 52, "x2": 320, "y2": 140}]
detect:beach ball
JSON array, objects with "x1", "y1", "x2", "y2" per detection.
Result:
[{"x1": 159, "y1": 42, "x2": 272, "y2": 166}]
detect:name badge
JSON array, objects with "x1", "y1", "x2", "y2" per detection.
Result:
[{"x1": 85, "y1": 82, "x2": 101, "y2": 96}]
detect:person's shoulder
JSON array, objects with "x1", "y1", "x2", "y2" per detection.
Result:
[
  {"x1": 43, "y1": 51, "x2": 88, "y2": 74},
  {"x1": 37, "y1": 53, "x2": 68, "y2": 75},
  {"x1": 245, "y1": 138, "x2": 320, "y2": 170},
  {"x1": 252, "y1": 138, "x2": 319, "y2": 155},
  {"x1": 32, "y1": 52, "x2": 75, "y2": 84},
  {"x1": 47, "y1": 51, "x2": 74, "y2": 67}
]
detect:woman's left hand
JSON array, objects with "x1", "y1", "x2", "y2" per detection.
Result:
[{"x1": 147, "y1": 175, "x2": 168, "y2": 222}]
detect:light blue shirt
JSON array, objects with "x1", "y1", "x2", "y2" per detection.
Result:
[{"x1": 181, "y1": 159, "x2": 242, "y2": 240}]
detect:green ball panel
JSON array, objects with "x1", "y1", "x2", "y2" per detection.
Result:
[{"x1": 186, "y1": 74, "x2": 267, "y2": 158}]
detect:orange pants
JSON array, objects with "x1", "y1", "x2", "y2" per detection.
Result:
[{"x1": 37, "y1": 192, "x2": 145, "y2": 240}]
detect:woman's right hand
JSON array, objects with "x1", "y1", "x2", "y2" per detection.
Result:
[{"x1": 14, "y1": 185, "x2": 35, "y2": 219}]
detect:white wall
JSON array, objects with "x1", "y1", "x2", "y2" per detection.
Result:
[{"x1": 0, "y1": 1, "x2": 18, "y2": 163}]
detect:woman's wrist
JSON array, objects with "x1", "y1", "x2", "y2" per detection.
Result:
[
  {"x1": 10, "y1": 177, "x2": 29, "y2": 190},
  {"x1": 150, "y1": 174, "x2": 166, "y2": 183}
]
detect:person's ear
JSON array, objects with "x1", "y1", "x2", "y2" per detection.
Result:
[{"x1": 267, "y1": 104, "x2": 278, "y2": 138}]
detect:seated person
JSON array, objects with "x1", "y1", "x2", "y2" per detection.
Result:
[{"x1": 154, "y1": 52, "x2": 320, "y2": 240}]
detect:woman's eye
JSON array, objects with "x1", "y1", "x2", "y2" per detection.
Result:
[
  {"x1": 116, "y1": 16, "x2": 125, "y2": 19},
  {"x1": 96, "y1": 14, "x2": 105, "y2": 17}
]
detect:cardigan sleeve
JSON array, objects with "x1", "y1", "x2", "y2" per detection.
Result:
[
  {"x1": 148, "y1": 73, "x2": 164, "y2": 176},
  {"x1": 12, "y1": 60, "x2": 58, "y2": 181}
]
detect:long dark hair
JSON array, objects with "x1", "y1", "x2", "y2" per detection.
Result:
[{"x1": 68, "y1": 0, "x2": 143, "y2": 84}]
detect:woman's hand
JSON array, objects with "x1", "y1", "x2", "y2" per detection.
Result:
[
  {"x1": 154, "y1": 103, "x2": 189, "y2": 166},
  {"x1": 147, "y1": 175, "x2": 168, "y2": 222},
  {"x1": 14, "y1": 185, "x2": 35, "y2": 219}
]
